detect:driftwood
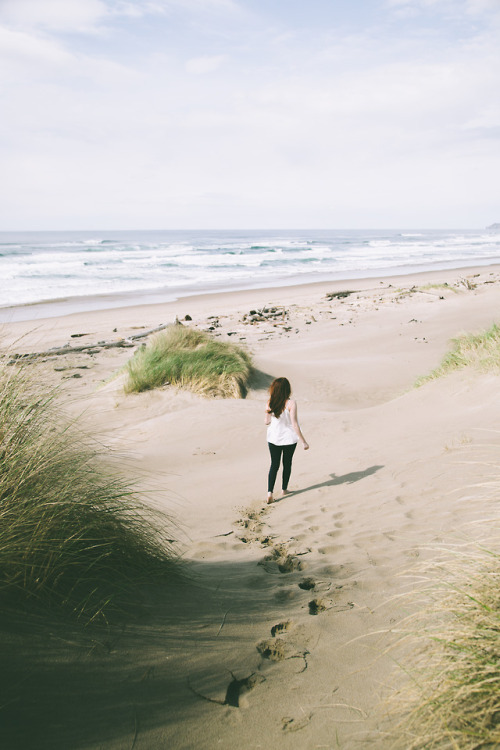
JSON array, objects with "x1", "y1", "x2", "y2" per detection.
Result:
[
  {"x1": 325, "y1": 290, "x2": 356, "y2": 300},
  {"x1": 242, "y1": 304, "x2": 288, "y2": 324},
  {"x1": 9, "y1": 323, "x2": 172, "y2": 362}
]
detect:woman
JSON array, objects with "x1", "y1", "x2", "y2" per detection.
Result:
[{"x1": 265, "y1": 377, "x2": 309, "y2": 504}]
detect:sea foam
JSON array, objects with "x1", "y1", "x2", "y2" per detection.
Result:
[{"x1": 0, "y1": 228, "x2": 499, "y2": 314}]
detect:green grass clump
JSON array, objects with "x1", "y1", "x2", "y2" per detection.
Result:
[
  {"x1": 125, "y1": 325, "x2": 253, "y2": 397},
  {"x1": 416, "y1": 323, "x2": 500, "y2": 386},
  {"x1": 392, "y1": 542, "x2": 500, "y2": 749},
  {"x1": 0, "y1": 366, "x2": 176, "y2": 620}
]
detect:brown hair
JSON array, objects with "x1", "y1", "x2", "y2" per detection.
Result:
[{"x1": 268, "y1": 377, "x2": 291, "y2": 418}]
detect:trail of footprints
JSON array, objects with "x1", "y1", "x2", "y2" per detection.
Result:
[
  {"x1": 211, "y1": 502, "x2": 357, "y2": 723},
  {"x1": 201, "y1": 489, "x2": 420, "y2": 721}
]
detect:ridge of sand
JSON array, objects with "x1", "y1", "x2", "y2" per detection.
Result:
[{"x1": 2, "y1": 265, "x2": 500, "y2": 749}]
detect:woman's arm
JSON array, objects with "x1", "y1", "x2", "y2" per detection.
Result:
[
  {"x1": 264, "y1": 401, "x2": 272, "y2": 425},
  {"x1": 288, "y1": 400, "x2": 309, "y2": 449}
]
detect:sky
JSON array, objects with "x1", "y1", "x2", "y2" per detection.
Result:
[{"x1": 1, "y1": 0, "x2": 499, "y2": 230}]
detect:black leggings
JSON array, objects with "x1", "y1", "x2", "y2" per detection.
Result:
[{"x1": 268, "y1": 442, "x2": 297, "y2": 493}]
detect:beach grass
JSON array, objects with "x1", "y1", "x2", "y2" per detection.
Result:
[
  {"x1": 391, "y1": 538, "x2": 500, "y2": 749},
  {"x1": 125, "y1": 325, "x2": 253, "y2": 397},
  {"x1": 419, "y1": 283, "x2": 458, "y2": 293},
  {"x1": 0, "y1": 364, "x2": 177, "y2": 621},
  {"x1": 416, "y1": 322, "x2": 500, "y2": 385}
]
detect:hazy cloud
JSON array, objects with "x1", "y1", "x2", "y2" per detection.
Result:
[
  {"x1": 110, "y1": 0, "x2": 242, "y2": 18},
  {"x1": 386, "y1": 0, "x2": 500, "y2": 17},
  {"x1": 0, "y1": 25, "x2": 72, "y2": 65},
  {"x1": 0, "y1": 0, "x2": 108, "y2": 32},
  {"x1": 0, "y1": 0, "x2": 498, "y2": 229},
  {"x1": 0, "y1": 0, "x2": 242, "y2": 33},
  {"x1": 185, "y1": 55, "x2": 226, "y2": 74}
]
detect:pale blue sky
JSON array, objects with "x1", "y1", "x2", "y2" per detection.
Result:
[{"x1": 1, "y1": 0, "x2": 499, "y2": 229}]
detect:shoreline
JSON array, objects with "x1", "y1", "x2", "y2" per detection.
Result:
[{"x1": 2, "y1": 258, "x2": 500, "y2": 324}]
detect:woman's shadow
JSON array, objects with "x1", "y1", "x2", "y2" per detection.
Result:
[{"x1": 288, "y1": 464, "x2": 384, "y2": 498}]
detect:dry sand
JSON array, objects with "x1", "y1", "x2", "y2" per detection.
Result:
[{"x1": 2, "y1": 265, "x2": 500, "y2": 749}]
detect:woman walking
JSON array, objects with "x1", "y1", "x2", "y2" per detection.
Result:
[{"x1": 265, "y1": 377, "x2": 309, "y2": 504}]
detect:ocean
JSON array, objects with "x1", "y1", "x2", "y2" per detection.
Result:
[{"x1": 1, "y1": 228, "x2": 499, "y2": 321}]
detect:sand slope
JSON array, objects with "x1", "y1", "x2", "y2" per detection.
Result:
[{"x1": 2, "y1": 266, "x2": 500, "y2": 749}]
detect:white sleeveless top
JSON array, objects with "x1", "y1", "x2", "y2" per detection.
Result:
[{"x1": 267, "y1": 401, "x2": 299, "y2": 446}]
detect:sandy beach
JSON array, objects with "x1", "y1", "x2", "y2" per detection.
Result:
[{"x1": 2, "y1": 264, "x2": 500, "y2": 749}]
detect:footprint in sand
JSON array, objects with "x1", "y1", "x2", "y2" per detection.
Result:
[
  {"x1": 308, "y1": 598, "x2": 329, "y2": 615},
  {"x1": 318, "y1": 545, "x2": 343, "y2": 555},
  {"x1": 224, "y1": 673, "x2": 265, "y2": 708},
  {"x1": 289, "y1": 532, "x2": 308, "y2": 543},
  {"x1": 260, "y1": 544, "x2": 307, "y2": 574},
  {"x1": 298, "y1": 577, "x2": 316, "y2": 591},
  {"x1": 278, "y1": 555, "x2": 305, "y2": 573},
  {"x1": 257, "y1": 638, "x2": 287, "y2": 661},
  {"x1": 234, "y1": 507, "x2": 273, "y2": 546},
  {"x1": 257, "y1": 619, "x2": 310, "y2": 677},
  {"x1": 257, "y1": 535, "x2": 275, "y2": 547},
  {"x1": 189, "y1": 672, "x2": 265, "y2": 709},
  {"x1": 308, "y1": 597, "x2": 347, "y2": 615},
  {"x1": 270, "y1": 620, "x2": 293, "y2": 637}
]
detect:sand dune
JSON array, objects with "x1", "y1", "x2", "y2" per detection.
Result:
[{"x1": 2, "y1": 265, "x2": 500, "y2": 749}]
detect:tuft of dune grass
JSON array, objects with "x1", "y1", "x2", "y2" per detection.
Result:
[
  {"x1": 0, "y1": 364, "x2": 177, "y2": 621},
  {"x1": 416, "y1": 322, "x2": 500, "y2": 386},
  {"x1": 388, "y1": 539, "x2": 500, "y2": 749},
  {"x1": 418, "y1": 283, "x2": 458, "y2": 293},
  {"x1": 125, "y1": 325, "x2": 253, "y2": 398}
]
